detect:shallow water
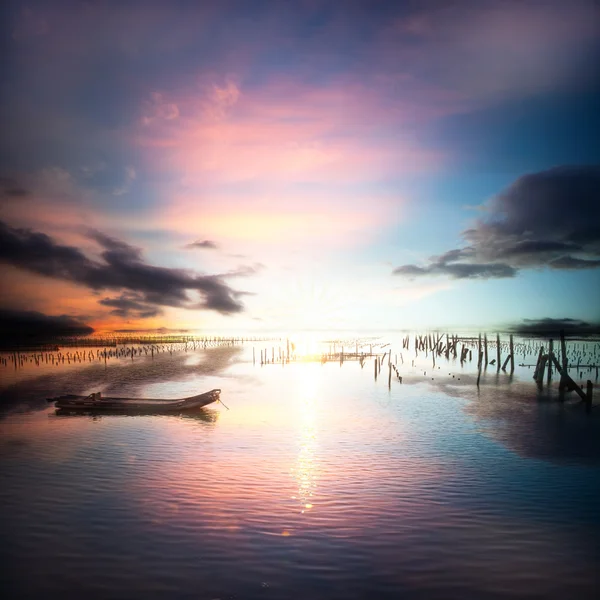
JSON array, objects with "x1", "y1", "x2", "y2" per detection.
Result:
[{"x1": 1, "y1": 339, "x2": 599, "y2": 600}]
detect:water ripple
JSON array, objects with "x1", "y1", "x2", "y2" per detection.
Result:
[{"x1": 1, "y1": 350, "x2": 599, "y2": 599}]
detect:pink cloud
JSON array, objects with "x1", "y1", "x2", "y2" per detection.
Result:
[
  {"x1": 134, "y1": 77, "x2": 449, "y2": 187},
  {"x1": 142, "y1": 92, "x2": 179, "y2": 125}
]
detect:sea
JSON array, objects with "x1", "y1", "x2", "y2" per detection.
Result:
[{"x1": 1, "y1": 331, "x2": 599, "y2": 600}]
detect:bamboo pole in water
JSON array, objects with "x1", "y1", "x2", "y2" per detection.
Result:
[
  {"x1": 536, "y1": 354, "x2": 548, "y2": 385},
  {"x1": 484, "y1": 334, "x2": 488, "y2": 367},
  {"x1": 559, "y1": 330, "x2": 568, "y2": 390},
  {"x1": 550, "y1": 352, "x2": 562, "y2": 375},
  {"x1": 496, "y1": 333, "x2": 501, "y2": 372},
  {"x1": 533, "y1": 346, "x2": 544, "y2": 381}
]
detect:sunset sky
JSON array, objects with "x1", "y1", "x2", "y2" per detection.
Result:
[{"x1": 1, "y1": 0, "x2": 599, "y2": 334}]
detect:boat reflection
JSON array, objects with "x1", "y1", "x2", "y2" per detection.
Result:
[{"x1": 52, "y1": 407, "x2": 219, "y2": 424}]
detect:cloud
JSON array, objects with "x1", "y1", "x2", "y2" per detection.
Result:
[
  {"x1": 142, "y1": 92, "x2": 180, "y2": 125},
  {"x1": 0, "y1": 177, "x2": 30, "y2": 199},
  {"x1": 112, "y1": 165, "x2": 137, "y2": 196},
  {"x1": 136, "y1": 78, "x2": 447, "y2": 187},
  {"x1": 220, "y1": 263, "x2": 265, "y2": 278},
  {"x1": 393, "y1": 165, "x2": 600, "y2": 279},
  {"x1": 98, "y1": 292, "x2": 162, "y2": 319},
  {"x1": 0, "y1": 309, "x2": 94, "y2": 341},
  {"x1": 185, "y1": 239, "x2": 219, "y2": 250},
  {"x1": 201, "y1": 79, "x2": 241, "y2": 121},
  {"x1": 393, "y1": 259, "x2": 517, "y2": 280},
  {"x1": 0, "y1": 220, "x2": 246, "y2": 315},
  {"x1": 509, "y1": 318, "x2": 600, "y2": 337}
]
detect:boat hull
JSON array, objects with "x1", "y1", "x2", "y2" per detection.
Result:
[{"x1": 49, "y1": 389, "x2": 221, "y2": 414}]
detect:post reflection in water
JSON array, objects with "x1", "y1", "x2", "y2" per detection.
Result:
[{"x1": 291, "y1": 365, "x2": 319, "y2": 514}]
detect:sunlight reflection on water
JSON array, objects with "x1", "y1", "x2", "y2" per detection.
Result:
[{"x1": 293, "y1": 367, "x2": 319, "y2": 514}]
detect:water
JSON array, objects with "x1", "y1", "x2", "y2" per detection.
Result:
[{"x1": 1, "y1": 338, "x2": 599, "y2": 599}]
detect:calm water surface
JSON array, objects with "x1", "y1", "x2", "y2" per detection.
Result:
[{"x1": 1, "y1": 340, "x2": 599, "y2": 600}]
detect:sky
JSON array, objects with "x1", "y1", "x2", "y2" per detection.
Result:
[{"x1": 0, "y1": 0, "x2": 599, "y2": 335}]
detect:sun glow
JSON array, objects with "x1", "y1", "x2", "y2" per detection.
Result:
[
  {"x1": 288, "y1": 331, "x2": 322, "y2": 357},
  {"x1": 266, "y1": 279, "x2": 353, "y2": 332}
]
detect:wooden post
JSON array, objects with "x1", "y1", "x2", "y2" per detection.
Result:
[
  {"x1": 560, "y1": 329, "x2": 568, "y2": 372},
  {"x1": 533, "y1": 346, "x2": 544, "y2": 380},
  {"x1": 536, "y1": 355, "x2": 548, "y2": 385},
  {"x1": 550, "y1": 352, "x2": 562, "y2": 375},
  {"x1": 509, "y1": 335, "x2": 514, "y2": 373},
  {"x1": 374, "y1": 358, "x2": 378, "y2": 380},
  {"x1": 484, "y1": 334, "x2": 488, "y2": 367},
  {"x1": 496, "y1": 333, "x2": 501, "y2": 372},
  {"x1": 586, "y1": 381, "x2": 593, "y2": 414},
  {"x1": 559, "y1": 330, "x2": 568, "y2": 390},
  {"x1": 388, "y1": 361, "x2": 392, "y2": 389},
  {"x1": 547, "y1": 340, "x2": 553, "y2": 384}
]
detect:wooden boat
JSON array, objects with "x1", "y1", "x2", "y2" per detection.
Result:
[{"x1": 48, "y1": 389, "x2": 221, "y2": 414}]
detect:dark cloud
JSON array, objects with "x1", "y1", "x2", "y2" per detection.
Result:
[
  {"x1": 0, "y1": 309, "x2": 94, "y2": 341},
  {"x1": 393, "y1": 260, "x2": 516, "y2": 279},
  {"x1": 185, "y1": 239, "x2": 218, "y2": 250},
  {"x1": 548, "y1": 256, "x2": 600, "y2": 269},
  {"x1": 0, "y1": 220, "x2": 246, "y2": 315},
  {"x1": 510, "y1": 318, "x2": 600, "y2": 337},
  {"x1": 393, "y1": 165, "x2": 600, "y2": 279},
  {"x1": 98, "y1": 293, "x2": 162, "y2": 319},
  {"x1": 0, "y1": 176, "x2": 29, "y2": 198}
]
